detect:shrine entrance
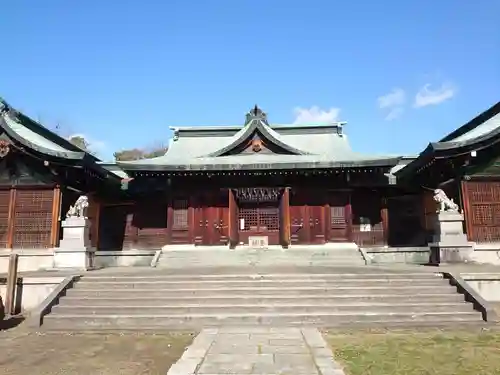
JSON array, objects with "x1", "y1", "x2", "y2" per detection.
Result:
[{"x1": 235, "y1": 187, "x2": 281, "y2": 246}]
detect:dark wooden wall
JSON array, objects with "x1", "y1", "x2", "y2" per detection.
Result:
[{"x1": 95, "y1": 187, "x2": 411, "y2": 250}]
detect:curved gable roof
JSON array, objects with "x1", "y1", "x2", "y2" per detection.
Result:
[{"x1": 205, "y1": 117, "x2": 311, "y2": 157}]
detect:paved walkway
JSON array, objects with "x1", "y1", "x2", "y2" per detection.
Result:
[{"x1": 167, "y1": 327, "x2": 345, "y2": 375}]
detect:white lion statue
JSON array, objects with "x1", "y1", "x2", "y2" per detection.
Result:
[
  {"x1": 66, "y1": 195, "x2": 89, "y2": 219},
  {"x1": 433, "y1": 189, "x2": 459, "y2": 213}
]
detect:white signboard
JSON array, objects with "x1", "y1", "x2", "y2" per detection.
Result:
[{"x1": 360, "y1": 223, "x2": 372, "y2": 232}]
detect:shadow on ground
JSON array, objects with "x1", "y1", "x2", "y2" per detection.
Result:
[{"x1": 0, "y1": 316, "x2": 25, "y2": 331}]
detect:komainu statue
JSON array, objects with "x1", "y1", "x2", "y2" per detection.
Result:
[
  {"x1": 433, "y1": 189, "x2": 459, "y2": 213},
  {"x1": 66, "y1": 195, "x2": 89, "y2": 219}
]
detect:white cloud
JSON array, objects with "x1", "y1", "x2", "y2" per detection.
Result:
[
  {"x1": 377, "y1": 88, "x2": 406, "y2": 121},
  {"x1": 414, "y1": 83, "x2": 456, "y2": 108},
  {"x1": 377, "y1": 88, "x2": 406, "y2": 109},
  {"x1": 293, "y1": 106, "x2": 341, "y2": 124}
]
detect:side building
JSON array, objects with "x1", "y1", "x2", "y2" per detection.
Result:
[
  {"x1": 0, "y1": 99, "x2": 122, "y2": 270},
  {"x1": 396, "y1": 101, "x2": 500, "y2": 254}
]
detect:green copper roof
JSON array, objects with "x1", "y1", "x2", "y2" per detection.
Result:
[
  {"x1": 395, "y1": 101, "x2": 500, "y2": 178},
  {"x1": 117, "y1": 105, "x2": 400, "y2": 171},
  {"x1": 0, "y1": 99, "x2": 86, "y2": 159}
]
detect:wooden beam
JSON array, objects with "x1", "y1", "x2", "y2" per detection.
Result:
[
  {"x1": 6, "y1": 188, "x2": 16, "y2": 249},
  {"x1": 50, "y1": 186, "x2": 61, "y2": 247}
]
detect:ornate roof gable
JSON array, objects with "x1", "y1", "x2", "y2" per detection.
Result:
[{"x1": 205, "y1": 105, "x2": 310, "y2": 157}]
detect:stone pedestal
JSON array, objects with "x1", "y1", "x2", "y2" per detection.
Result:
[
  {"x1": 428, "y1": 211, "x2": 474, "y2": 265},
  {"x1": 53, "y1": 217, "x2": 94, "y2": 270}
]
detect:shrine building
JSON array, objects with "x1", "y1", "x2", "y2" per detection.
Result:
[{"x1": 0, "y1": 98, "x2": 499, "y2": 270}]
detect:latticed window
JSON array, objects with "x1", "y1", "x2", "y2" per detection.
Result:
[
  {"x1": 330, "y1": 206, "x2": 346, "y2": 227},
  {"x1": 0, "y1": 190, "x2": 10, "y2": 248},
  {"x1": 13, "y1": 189, "x2": 53, "y2": 248},
  {"x1": 239, "y1": 205, "x2": 279, "y2": 232},
  {"x1": 466, "y1": 182, "x2": 500, "y2": 243},
  {"x1": 172, "y1": 199, "x2": 188, "y2": 230}
]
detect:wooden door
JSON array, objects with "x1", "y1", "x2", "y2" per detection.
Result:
[
  {"x1": 206, "y1": 191, "x2": 229, "y2": 246},
  {"x1": 290, "y1": 205, "x2": 308, "y2": 244},
  {"x1": 238, "y1": 203, "x2": 280, "y2": 245},
  {"x1": 194, "y1": 191, "x2": 229, "y2": 246},
  {"x1": 328, "y1": 193, "x2": 350, "y2": 241},
  {"x1": 193, "y1": 194, "x2": 208, "y2": 246},
  {"x1": 289, "y1": 190, "x2": 308, "y2": 244},
  {"x1": 308, "y1": 193, "x2": 326, "y2": 244},
  {"x1": 169, "y1": 198, "x2": 190, "y2": 244}
]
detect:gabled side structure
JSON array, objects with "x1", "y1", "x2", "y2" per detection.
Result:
[
  {"x1": 0, "y1": 99, "x2": 121, "y2": 265},
  {"x1": 396, "y1": 101, "x2": 500, "y2": 245},
  {"x1": 99, "y1": 105, "x2": 421, "y2": 251}
]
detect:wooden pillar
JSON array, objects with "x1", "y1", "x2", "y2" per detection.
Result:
[
  {"x1": 87, "y1": 194, "x2": 101, "y2": 249},
  {"x1": 5, "y1": 253, "x2": 18, "y2": 316},
  {"x1": 50, "y1": 187, "x2": 62, "y2": 247},
  {"x1": 461, "y1": 180, "x2": 473, "y2": 241},
  {"x1": 279, "y1": 187, "x2": 291, "y2": 248},
  {"x1": 380, "y1": 197, "x2": 389, "y2": 245},
  {"x1": 166, "y1": 199, "x2": 173, "y2": 245},
  {"x1": 6, "y1": 188, "x2": 16, "y2": 249},
  {"x1": 188, "y1": 195, "x2": 195, "y2": 244},
  {"x1": 228, "y1": 189, "x2": 239, "y2": 249},
  {"x1": 324, "y1": 193, "x2": 331, "y2": 243},
  {"x1": 346, "y1": 191, "x2": 353, "y2": 242},
  {"x1": 422, "y1": 189, "x2": 437, "y2": 243}
]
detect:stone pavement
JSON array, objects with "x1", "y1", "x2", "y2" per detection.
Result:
[{"x1": 167, "y1": 327, "x2": 345, "y2": 375}]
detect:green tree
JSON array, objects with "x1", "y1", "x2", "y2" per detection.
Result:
[
  {"x1": 114, "y1": 144, "x2": 168, "y2": 161},
  {"x1": 69, "y1": 135, "x2": 91, "y2": 152},
  {"x1": 113, "y1": 148, "x2": 145, "y2": 161}
]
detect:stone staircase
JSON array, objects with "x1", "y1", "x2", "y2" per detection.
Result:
[
  {"x1": 156, "y1": 246, "x2": 367, "y2": 268},
  {"x1": 41, "y1": 268, "x2": 485, "y2": 330}
]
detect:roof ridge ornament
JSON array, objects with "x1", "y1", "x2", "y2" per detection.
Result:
[
  {"x1": 0, "y1": 99, "x2": 20, "y2": 121},
  {"x1": 245, "y1": 105, "x2": 268, "y2": 125}
]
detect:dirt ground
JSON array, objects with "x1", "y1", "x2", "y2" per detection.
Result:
[{"x1": 0, "y1": 327, "x2": 195, "y2": 375}]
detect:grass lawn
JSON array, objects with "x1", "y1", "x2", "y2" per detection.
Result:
[
  {"x1": 326, "y1": 329, "x2": 500, "y2": 375},
  {"x1": 0, "y1": 329, "x2": 195, "y2": 375}
]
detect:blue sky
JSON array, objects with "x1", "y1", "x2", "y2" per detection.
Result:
[{"x1": 1, "y1": 0, "x2": 499, "y2": 160}]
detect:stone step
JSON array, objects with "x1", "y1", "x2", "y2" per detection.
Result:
[
  {"x1": 158, "y1": 249, "x2": 363, "y2": 257},
  {"x1": 51, "y1": 302, "x2": 474, "y2": 315},
  {"x1": 40, "y1": 319, "x2": 488, "y2": 332},
  {"x1": 58, "y1": 293, "x2": 467, "y2": 306},
  {"x1": 65, "y1": 285, "x2": 456, "y2": 297},
  {"x1": 80, "y1": 272, "x2": 441, "y2": 282},
  {"x1": 42, "y1": 311, "x2": 483, "y2": 329},
  {"x1": 72, "y1": 278, "x2": 447, "y2": 289},
  {"x1": 156, "y1": 262, "x2": 368, "y2": 268}
]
